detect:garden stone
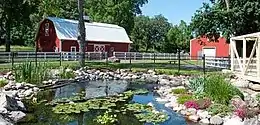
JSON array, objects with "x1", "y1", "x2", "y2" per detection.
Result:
[
  {"x1": 0, "y1": 115, "x2": 13, "y2": 125},
  {"x1": 33, "y1": 87, "x2": 39, "y2": 92},
  {"x1": 231, "y1": 78, "x2": 249, "y2": 88},
  {"x1": 197, "y1": 110, "x2": 209, "y2": 119},
  {"x1": 0, "y1": 93, "x2": 18, "y2": 111},
  {"x1": 0, "y1": 108, "x2": 7, "y2": 114},
  {"x1": 8, "y1": 111, "x2": 26, "y2": 123},
  {"x1": 16, "y1": 101, "x2": 26, "y2": 111},
  {"x1": 23, "y1": 89, "x2": 33, "y2": 97},
  {"x1": 223, "y1": 117, "x2": 243, "y2": 125},
  {"x1": 187, "y1": 108, "x2": 197, "y2": 115},
  {"x1": 169, "y1": 80, "x2": 182, "y2": 87},
  {"x1": 159, "y1": 79, "x2": 170, "y2": 85},
  {"x1": 188, "y1": 115, "x2": 199, "y2": 121},
  {"x1": 15, "y1": 83, "x2": 23, "y2": 89},
  {"x1": 2, "y1": 91, "x2": 17, "y2": 99},
  {"x1": 249, "y1": 83, "x2": 260, "y2": 91},
  {"x1": 200, "y1": 118, "x2": 210, "y2": 124},
  {"x1": 244, "y1": 118, "x2": 260, "y2": 125},
  {"x1": 210, "y1": 115, "x2": 223, "y2": 125},
  {"x1": 26, "y1": 83, "x2": 36, "y2": 88},
  {"x1": 131, "y1": 75, "x2": 138, "y2": 79}
]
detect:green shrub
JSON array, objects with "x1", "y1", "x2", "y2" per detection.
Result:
[
  {"x1": 207, "y1": 103, "x2": 234, "y2": 116},
  {"x1": 14, "y1": 61, "x2": 49, "y2": 84},
  {"x1": 177, "y1": 94, "x2": 193, "y2": 104},
  {"x1": 58, "y1": 66, "x2": 75, "y2": 79},
  {"x1": 171, "y1": 88, "x2": 187, "y2": 94},
  {"x1": 188, "y1": 77, "x2": 205, "y2": 99},
  {"x1": 0, "y1": 79, "x2": 8, "y2": 87},
  {"x1": 204, "y1": 74, "x2": 244, "y2": 104}
]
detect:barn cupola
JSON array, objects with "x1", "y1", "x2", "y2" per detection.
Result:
[{"x1": 83, "y1": 16, "x2": 91, "y2": 23}]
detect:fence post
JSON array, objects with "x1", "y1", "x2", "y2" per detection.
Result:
[
  {"x1": 106, "y1": 52, "x2": 108, "y2": 66},
  {"x1": 44, "y1": 53, "x2": 46, "y2": 60},
  {"x1": 11, "y1": 52, "x2": 14, "y2": 70},
  {"x1": 178, "y1": 50, "x2": 181, "y2": 72},
  {"x1": 203, "y1": 54, "x2": 206, "y2": 76},
  {"x1": 129, "y1": 52, "x2": 132, "y2": 71},
  {"x1": 153, "y1": 53, "x2": 156, "y2": 71},
  {"x1": 60, "y1": 52, "x2": 62, "y2": 66}
]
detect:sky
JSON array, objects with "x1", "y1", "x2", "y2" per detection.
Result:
[{"x1": 141, "y1": 0, "x2": 210, "y2": 25}]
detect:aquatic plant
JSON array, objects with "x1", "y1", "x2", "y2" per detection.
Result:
[
  {"x1": 171, "y1": 88, "x2": 187, "y2": 95},
  {"x1": 134, "y1": 112, "x2": 168, "y2": 124},
  {"x1": 95, "y1": 111, "x2": 118, "y2": 124},
  {"x1": 14, "y1": 61, "x2": 49, "y2": 84},
  {"x1": 0, "y1": 78, "x2": 8, "y2": 87},
  {"x1": 177, "y1": 94, "x2": 193, "y2": 104}
]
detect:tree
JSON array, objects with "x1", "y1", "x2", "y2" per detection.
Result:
[
  {"x1": 190, "y1": 0, "x2": 260, "y2": 41},
  {"x1": 130, "y1": 15, "x2": 171, "y2": 52},
  {"x1": 165, "y1": 20, "x2": 192, "y2": 53},
  {"x1": 78, "y1": 0, "x2": 86, "y2": 67}
]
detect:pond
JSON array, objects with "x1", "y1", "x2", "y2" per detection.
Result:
[{"x1": 18, "y1": 80, "x2": 196, "y2": 125}]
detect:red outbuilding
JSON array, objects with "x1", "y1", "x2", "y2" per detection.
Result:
[
  {"x1": 35, "y1": 17, "x2": 132, "y2": 54},
  {"x1": 190, "y1": 36, "x2": 230, "y2": 59}
]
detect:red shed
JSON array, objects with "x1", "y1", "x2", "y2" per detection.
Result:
[
  {"x1": 35, "y1": 17, "x2": 132, "y2": 54},
  {"x1": 190, "y1": 36, "x2": 229, "y2": 59}
]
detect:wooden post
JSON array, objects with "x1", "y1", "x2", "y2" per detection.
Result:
[
  {"x1": 257, "y1": 38, "x2": 260, "y2": 78},
  {"x1": 243, "y1": 38, "x2": 247, "y2": 75},
  {"x1": 230, "y1": 39, "x2": 234, "y2": 71}
]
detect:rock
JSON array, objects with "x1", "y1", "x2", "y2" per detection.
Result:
[
  {"x1": 222, "y1": 69, "x2": 232, "y2": 74},
  {"x1": 197, "y1": 110, "x2": 210, "y2": 119},
  {"x1": 23, "y1": 89, "x2": 33, "y2": 97},
  {"x1": 131, "y1": 75, "x2": 138, "y2": 79},
  {"x1": 16, "y1": 101, "x2": 26, "y2": 111},
  {"x1": 231, "y1": 78, "x2": 249, "y2": 88},
  {"x1": 210, "y1": 115, "x2": 223, "y2": 125},
  {"x1": 26, "y1": 83, "x2": 36, "y2": 88},
  {"x1": 0, "y1": 108, "x2": 7, "y2": 114},
  {"x1": 0, "y1": 93, "x2": 19, "y2": 111},
  {"x1": 188, "y1": 115, "x2": 199, "y2": 121},
  {"x1": 231, "y1": 96, "x2": 246, "y2": 109},
  {"x1": 147, "y1": 70, "x2": 155, "y2": 74},
  {"x1": 187, "y1": 108, "x2": 197, "y2": 115},
  {"x1": 2, "y1": 91, "x2": 17, "y2": 98},
  {"x1": 249, "y1": 83, "x2": 260, "y2": 91},
  {"x1": 244, "y1": 117, "x2": 260, "y2": 125},
  {"x1": 33, "y1": 87, "x2": 39, "y2": 92},
  {"x1": 15, "y1": 83, "x2": 23, "y2": 89},
  {"x1": 0, "y1": 115, "x2": 13, "y2": 125},
  {"x1": 169, "y1": 80, "x2": 182, "y2": 87},
  {"x1": 8, "y1": 111, "x2": 26, "y2": 122},
  {"x1": 200, "y1": 118, "x2": 210, "y2": 124},
  {"x1": 159, "y1": 79, "x2": 170, "y2": 85},
  {"x1": 223, "y1": 117, "x2": 243, "y2": 125},
  {"x1": 173, "y1": 106, "x2": 182, "y2": 112}
]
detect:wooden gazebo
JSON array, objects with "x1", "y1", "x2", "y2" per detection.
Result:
[{"x1": 230, "y1": 32, "x2": 260, "y2": 82}]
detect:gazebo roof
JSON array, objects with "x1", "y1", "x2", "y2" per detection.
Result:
[{"x1": 231, "y1": 32, "x2": 260, "y2": 41}]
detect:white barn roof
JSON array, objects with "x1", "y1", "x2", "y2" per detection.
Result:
[{"x1": 47, "y1": 17, "x2": 132, "y2": 43}]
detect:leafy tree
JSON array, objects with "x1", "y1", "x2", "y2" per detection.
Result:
[
  {"x1": 130, "y1": 15, "x2": 171, "y2": 52},
  {"x1": 190, "y1": 0, "x2": 260, "y2": 41},
  {"x1": 165, "y1": 20, "x2": 192, "y2": 53}
]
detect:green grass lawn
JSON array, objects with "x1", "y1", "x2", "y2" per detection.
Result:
[
  {"x1": 0, "y1": 45, "x2": 35, "y2": 52},
  {"x1": 0, "y1": 60, "x2": 217, "y2": 76}
]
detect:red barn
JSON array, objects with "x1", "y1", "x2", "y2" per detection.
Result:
[
  {"x1": 35, "y1": 17, "x2": 132, "y2": 54},
  {"x1": 190, "y1": 37, "x2": 229, "y2": 59}
]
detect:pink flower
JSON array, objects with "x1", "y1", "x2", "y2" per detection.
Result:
[
  {"x1": 234, "y1": 108, "x2": 246, "y2": 119},
  {"x1": 184, "y1": 100, "x2": 199, "y2": 110}
]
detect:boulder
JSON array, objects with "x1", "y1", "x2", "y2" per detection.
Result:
[
  {"x1": 169, "y1": 80, "x2": 182, "y2": 87},
  {"x1": 8, "y1": 111, "x2": 26, "y2": 123},
  {"x1": 159, "y1": 79, "x2": 170, "y2": 85},
  {"x1": 200, "y1": 118, "x2": 210, "y2": 124},
  {"x1": 197, "y1": 110, "x2": 210, "y2": 119},
  {"x1": 223, "y1": 117, "x2": 243, "y2": 125},
  {"x1": 231, "y1": 78, "x2": 249, "y2": 88},
  {"x1": 0, "y1": 93, "x2": 19, "y2": 111},
  {"x1": 210, "y1": 115, "x2": 223, "y2": 125},
  {"x1": 244, "y1": 117, "x2": 260, "y2": 125},
  {"x1": 0, "y1": 115, "x2": 13, "y2": 125},
  {"x1": 188, "y1": 115, "x2": 199, "y2": 121},
  {"x1": 23, "y1": 89, "x2": 33, "y2": 97},
  {"x1": 187, "y1": 108, "x2": 197, "y2": 115},
  {"x1": 249, "y1": 83, "x2": 260, "y2": 91},
  {"x1": 0, "y1": 108, "x2": 7, "y2": 114}
]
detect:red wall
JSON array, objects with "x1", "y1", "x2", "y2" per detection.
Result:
[
  {"x1": 190, "y1": 37, "x2": 229, "y2": 59},
  {"x1": 36, "y1": 19, "x2": 130, "y2": 53},
  {"x1": 61, "y1": 40, "x2": 129, "y2": 52},
  {"x1": 36, "y1": 19, "x2": 58, "y2": 52}
]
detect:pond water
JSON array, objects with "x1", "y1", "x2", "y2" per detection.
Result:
[{"x1": 19, "y1": 80, "x2": 197, "y2": 125}]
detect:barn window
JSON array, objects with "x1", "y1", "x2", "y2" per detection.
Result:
[{"x1": 45, "y1": 23, "x2": 49, "y2": 36}]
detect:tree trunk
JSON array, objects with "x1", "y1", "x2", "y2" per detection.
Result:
[
  {"x1": 5, "y1": 18, "x2": 11, "y2": 52},
  {"x1": 77, "y1": 0, "x2": 86, "y2": 67}
]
